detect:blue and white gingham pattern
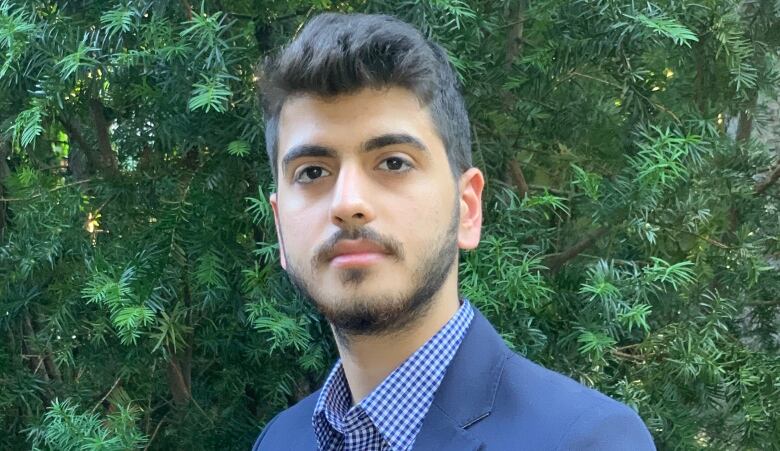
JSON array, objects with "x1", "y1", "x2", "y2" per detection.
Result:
[{"x1": 312, "y1": 299, "x2": 474, "y2": 451}]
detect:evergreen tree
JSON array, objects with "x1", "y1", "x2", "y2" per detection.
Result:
[{"x1": 0, "y1": 0, "x2": 778, "y2": 449}]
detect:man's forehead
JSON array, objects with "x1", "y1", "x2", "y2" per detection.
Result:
[
  {"x1": 278, "y1": 87, "x2": 427, "y2": 125},
  {"x1": 276, "y1": 87, "x2": 444, "y2": 163}
]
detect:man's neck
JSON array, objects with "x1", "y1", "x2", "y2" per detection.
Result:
[{"x1": 333, "y1": 281, "x2": 461, "y2": 405}]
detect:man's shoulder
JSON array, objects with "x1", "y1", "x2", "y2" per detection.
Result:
[
  {"x1": 432, "y1": 308, "x2": 655, "y2": 449},
  {"x1": 478, "y1": 350, "x2": 655, "y2": 449},
  {"x1": 503, "y1": 351, "x2": 625, "y2": 409},
  {"x1": 251, "y1": 390, "x2": 320, "y2": 450}
]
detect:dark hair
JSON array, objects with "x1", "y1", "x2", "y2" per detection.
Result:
[{"x1": 258, "y1": 13, "x2": 472, "y2": 183}]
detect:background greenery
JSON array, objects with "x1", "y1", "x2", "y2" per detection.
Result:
[{"x1": 1, "y1": 0, "x2": 779, "y2": 449}]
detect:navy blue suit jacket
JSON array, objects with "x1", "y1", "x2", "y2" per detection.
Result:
[{"x1": 253, "y1": 308, "x2": 656, "y2": 450}]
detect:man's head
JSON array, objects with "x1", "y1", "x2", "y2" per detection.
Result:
[
  {"x1": 260, "y1": 13, "x2": 472, "y2": 183},
  {"x1": 259, "y1": 13, "x2": 484, "y2": 338}
]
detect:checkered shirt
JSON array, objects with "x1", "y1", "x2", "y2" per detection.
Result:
[{"x1": 312, "y1": 299, "x2": 474, "y2": 451}]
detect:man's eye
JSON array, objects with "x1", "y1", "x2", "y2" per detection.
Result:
[
  {"x1": 378, "y1": 157, "x2": 413, "y2": 172},
  {"x1": 295, "y1": 166, "x2": 331, "y2": 183}
]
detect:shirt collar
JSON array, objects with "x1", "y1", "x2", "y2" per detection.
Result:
[{"x1": 313, "y1": 299, "x2": 474, "y2": 450}]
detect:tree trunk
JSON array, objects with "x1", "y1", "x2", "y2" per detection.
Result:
[
  {"x1": 60, "y1": 111, "x2": 118, "y2": 179},
  {"x1": 0, "y1": 139, "x2": 11, "y2": 236},
  {"x1": 166, "y1": 348, "x2": 192, "y2": 406},
  {"x1": 508, "y1": 158, "x2": 529, "y2": 199},
  {"x1": 21, "y1": 315, "x2": 48, "y2": 382},
  {"x1": 726, "y1": 93, "x2": 759, "y2": 239},
  {"x1": 22, "y1": 312, "x2": 62, "y2": 387},
  {"x1": 167, "y1": 269, "x2": 194, "y2": 407},
  {"x1": 736, "y1": 94, "x2": 758, "y2": 142},
  {"x1": 504, "y1": 0, "x2": 528, "y2": 69},
  {"x1": 180, "y1": 0, "x2": 193, "y2": 20},
  {"x1": 88, "y1": 98, "x2": 119, "y2": 175},
  {"x1": 59, "y1": 117, "x2": 93, "y2": 180},
  {"x1": 693, "y1": 39, "x2": 706, "y2": 113}
]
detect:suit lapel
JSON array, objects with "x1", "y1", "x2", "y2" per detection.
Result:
[
  {"x1": 412, "y1": 403, "x2": 483, "y2": 450},
  {"x1": 413, "y1": 308, "x2": 510, "y2": 449}
]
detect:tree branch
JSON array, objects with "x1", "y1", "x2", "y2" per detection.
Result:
[
  {"x1": 0, "y1": 179, "x2": 93, "y2": 202},
  {"x1": 143, "y1": 413, "x2": 168, "y2": 451},
  {"x1": 180, "y1": 0, "x2": 193, "y2": 20},
  {"x1": 92, "y1": 377, "x2": 122, "y2": 411},
  {"x1": 657, "y1": 224, "x2": 733, "y2": 250},
  {"x1": 543, "y1": 225, "x2": 611, "y2": 273},
  {"x1": 745, "y1": 298, "x2": 780, "y2": 307},
  {"x1": 611, "y1": 348, "x2": 645, "y2": 363},
  {"x1": 528, "y1": 184, "x2": 572, "y2": 197},
  {"x1": 567, "y1": 71, "x2": 680, "y2": 123},
  {"x1": 508, "y1": 158, "x2": 529, "y2": 199},
  {"x1": 755, "y1": 161, "x2": 780, "y2": 195}
]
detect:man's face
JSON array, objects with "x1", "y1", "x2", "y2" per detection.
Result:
[{"x1": 269, "y1": 87, "x2": 483, "y2": 336}]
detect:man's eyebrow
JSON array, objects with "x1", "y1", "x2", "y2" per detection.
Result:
[
  {"x1": 281, "y1": 145, "x2": 336, "y2": 176},
  {"x1": 281, "y1": 133, "x2": 429, "y2": 176},
  {"x1": 362, "y1": 133, "x2": 429, "y2": 154}
]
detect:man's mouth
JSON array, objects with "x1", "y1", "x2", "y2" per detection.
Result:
[{"x1": 328, "y1": 239, "x2": 391, "y2": 268}]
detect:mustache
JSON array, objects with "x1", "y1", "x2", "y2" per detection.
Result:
[{"x1": 313, "y1": 227, "x2": 404, "y2": 266}]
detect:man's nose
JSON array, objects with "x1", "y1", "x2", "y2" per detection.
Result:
[{"x1": 329, "y1": 165, "x2": 376, "y2": 229}]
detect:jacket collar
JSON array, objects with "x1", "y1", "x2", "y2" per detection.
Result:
[{"x1": 413, "y1": 307, "x2": 511, "y2": 450}]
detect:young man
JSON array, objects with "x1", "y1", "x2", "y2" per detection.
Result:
[{"x1": 253, "y1": 12, "x2": 655, "y2": 451}]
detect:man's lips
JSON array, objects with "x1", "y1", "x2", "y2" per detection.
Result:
[{"x1": 328, "y1": 240, "x2": 391, "y2": 268}]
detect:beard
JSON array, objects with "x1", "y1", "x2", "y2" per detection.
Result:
[{"x1": 283, "y1": 199, "x2": 460, "y2": 339}]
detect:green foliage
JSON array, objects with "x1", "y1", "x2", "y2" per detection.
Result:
[
  {"x1": 55, "y1": 41, "x2": 100, "y2": 81},
  {"x1": 246, "y1": 297, "x2": 313, "y2": 354},
  {"x1": 27, "y1": 399, "x2": 148, "y2": 450},
  {"x1": 100, "y1": 3, "x2": 138, "y2": 38},
  {"x1": 629, "y1": 127, "x2": 701, "y2": 191},
  {"x1": 628, "y1": 13, "x2": 699, "y2": 47},
  {"x1": 1, "y1": 0, "x2": 779, "y2": 449},
  {"x1": 227, "y1": 139, "x2": 249, "y2": 157},
  {"x1": 8, "y1": 102, "x2": 44, "y2": 147},
  {"x1": 0, "y1": 0, "x2": 35, "y2": 79},
  {"x1": 82, "y1": 267, "x2": 156, "y2": 345},
  {"x1": 577, "y1": 330, "x2": 618, "y2": 358},
  {"x1": 188, "y1": 74, "x2": 232, "y2": 112}
]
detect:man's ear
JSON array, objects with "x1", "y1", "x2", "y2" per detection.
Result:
[
  {"x1": 457, "y1": 167, "x2": 484, "y2": 250},
  {"x1": 269, "y1": 192, "x2": 287, "y2": 270}
]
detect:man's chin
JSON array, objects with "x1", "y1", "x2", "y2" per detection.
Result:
[
  {"x1": 313, "y1": 294, "x2": 403, "y2": 316},
  {"x1": 308, "y1": 293, "x2": 421, "y2": 335}
]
